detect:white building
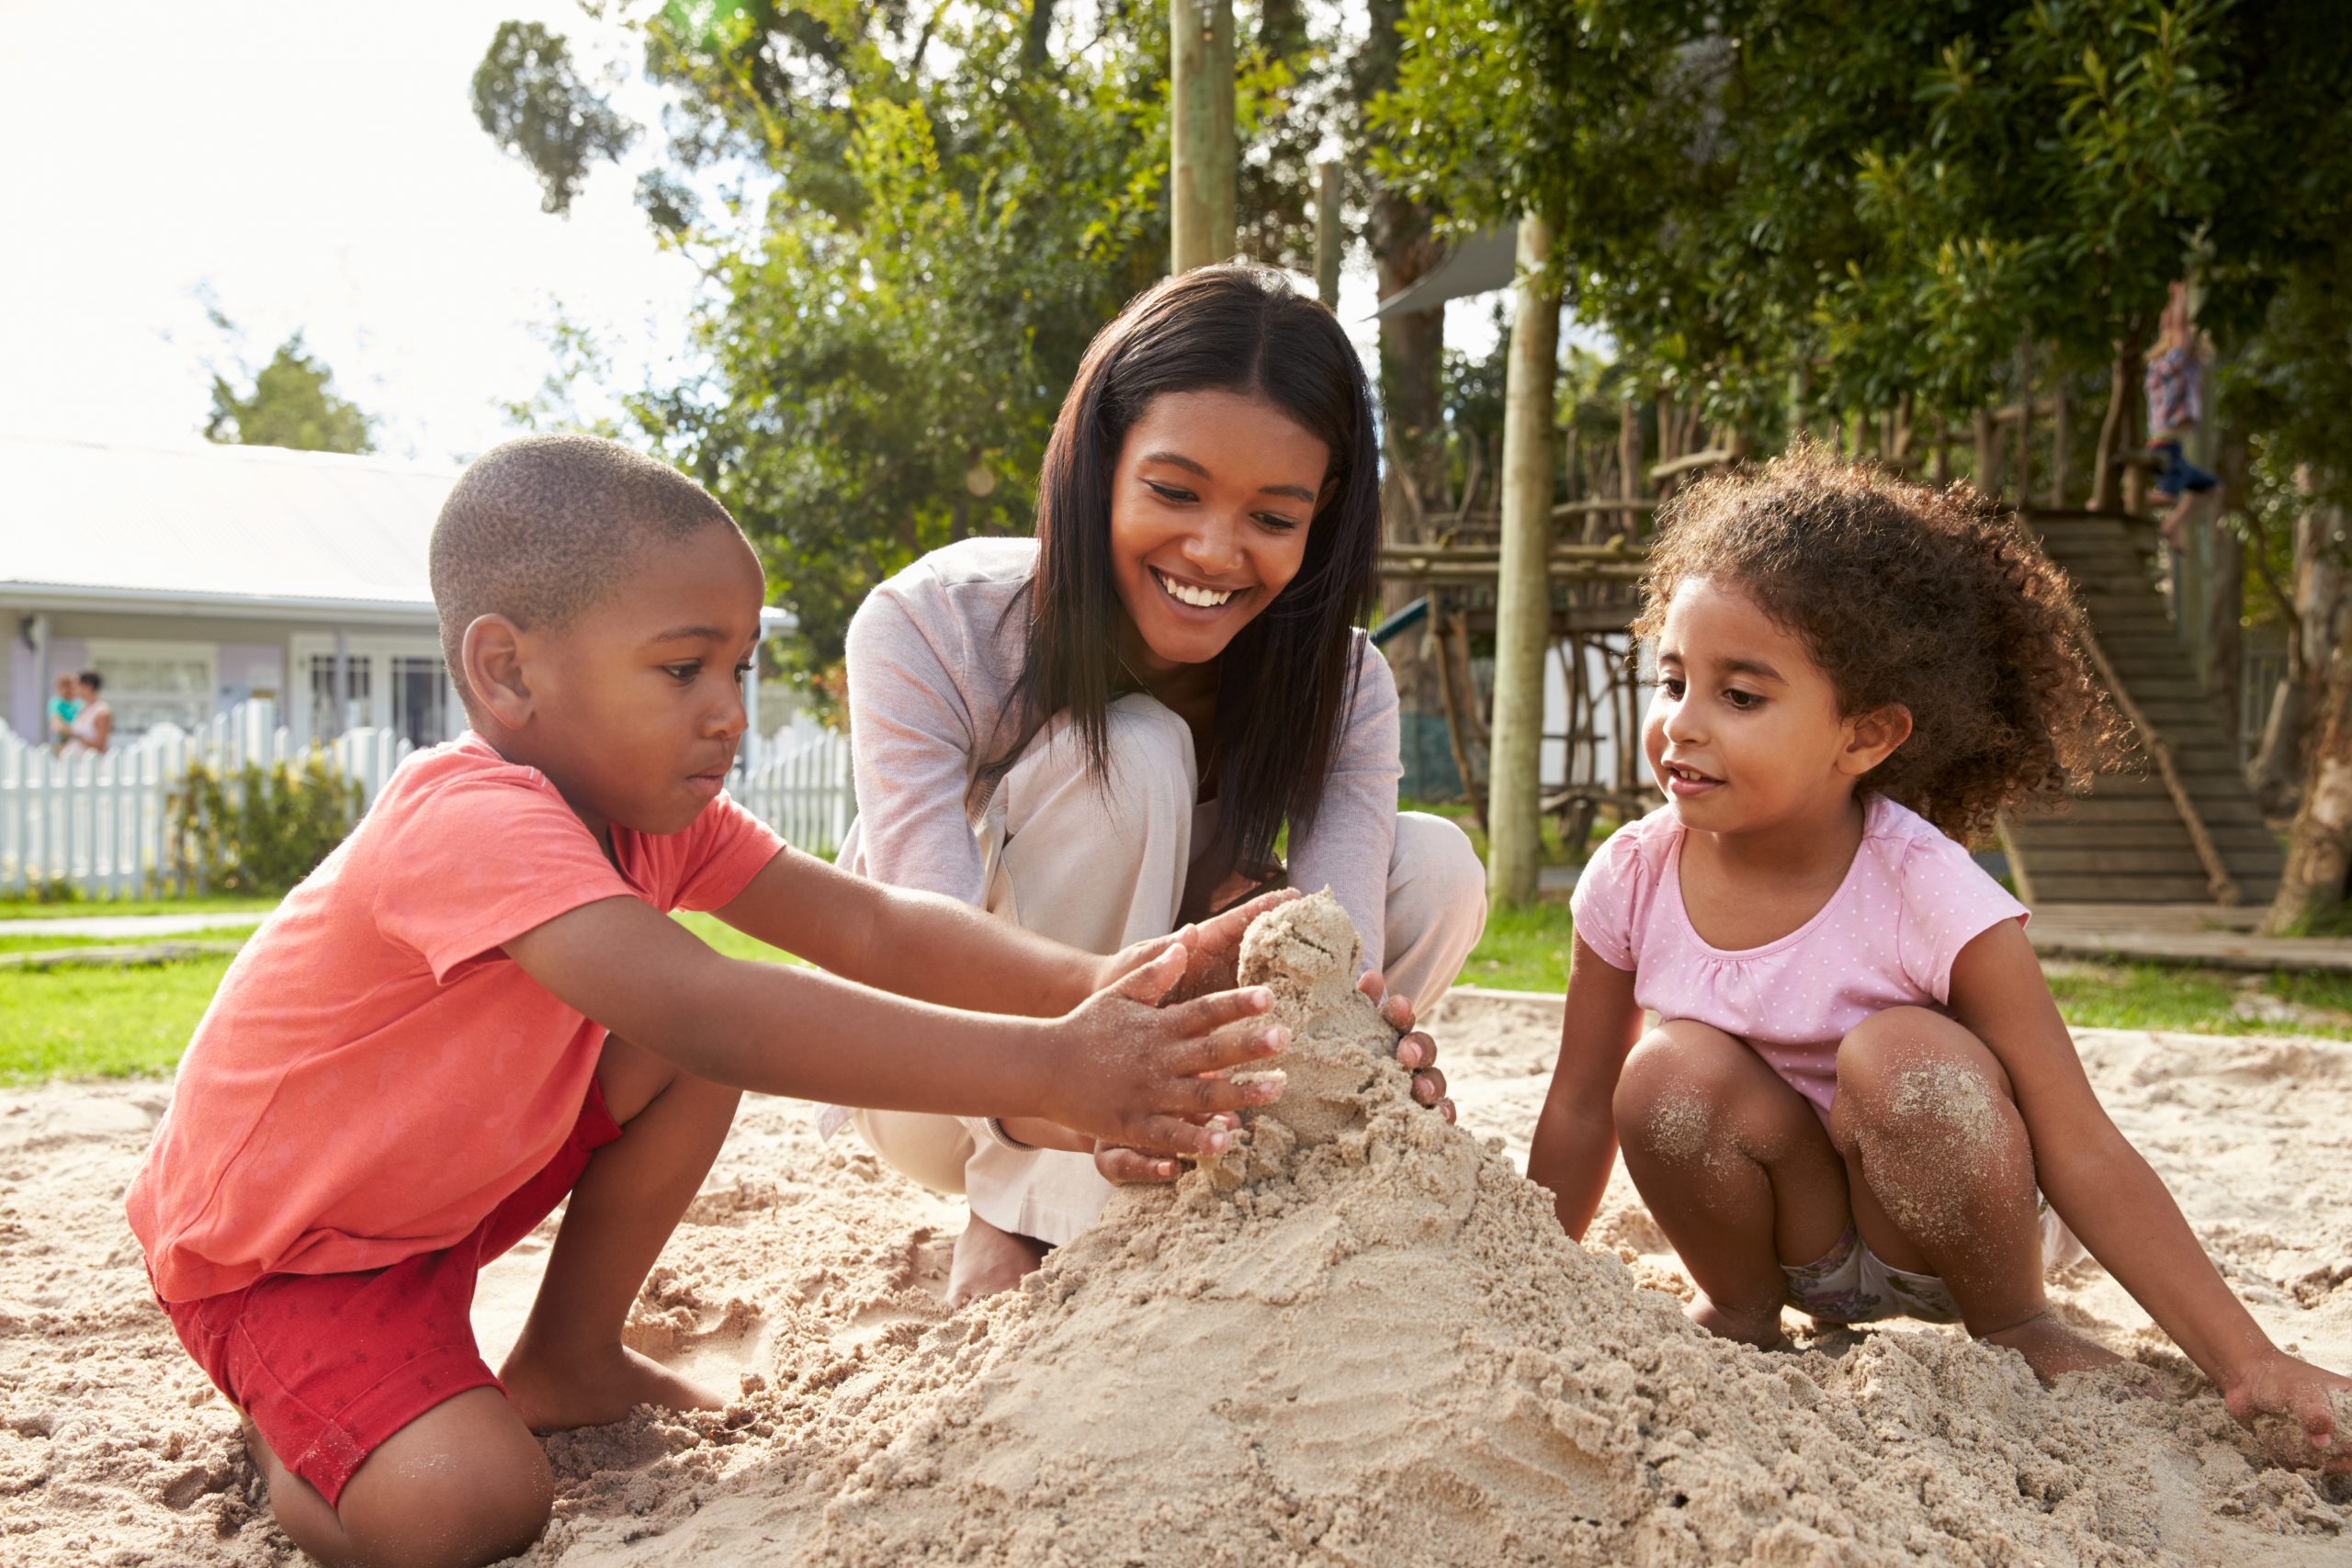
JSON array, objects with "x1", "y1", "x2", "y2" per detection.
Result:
[{"x1": 2, "y1": 434, "x2": 790, "y2": 750}]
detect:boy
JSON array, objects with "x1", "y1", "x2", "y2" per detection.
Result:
[
  {"x1": 126, "y1": 434, "x2": 1291, "y2": 1568},
  {"x1": 46, "y1": 671, "x2": 79, "y2": 752}
]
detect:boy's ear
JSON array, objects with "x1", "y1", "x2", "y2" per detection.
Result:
[
  {"x1": 1838, "y1": 703, "x2": 1913, "y2": 777},
  {"x1": 461, "y1": 615, "x2": 535, "y2": 730}
]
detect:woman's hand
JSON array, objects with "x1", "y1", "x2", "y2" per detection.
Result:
[
  {"x1": 1092, "y1": 889, "x2": 1302, "y2": 1007},
  {"x1": 2223, "y1": 1351, "x2": 2352, "y2": 1473},
  {"x1": 1359, "y1": 968, "x2": 1452, "y2": 1122}
]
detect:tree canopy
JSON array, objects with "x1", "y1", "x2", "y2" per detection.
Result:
[{"x1": 203, "y1": 332, "x2": 377, "y2": 454}]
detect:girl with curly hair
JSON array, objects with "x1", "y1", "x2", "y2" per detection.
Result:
[{"x1": 1529, "y1": 446, "x2": 2349, "y2": 1466}]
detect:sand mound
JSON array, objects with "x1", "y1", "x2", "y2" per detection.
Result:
[
  {"x1": 4, "y1": 904, "x2": 2348, "y2": 1564},
  {"x1": 712, "y1": 896, "x2": 2351, "y2": 1565}
]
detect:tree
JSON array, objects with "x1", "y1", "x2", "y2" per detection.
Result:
[
  {"x1": 204, "y1": 332, "x2": 377, "y2": 454},
  {"x1": 472, "y1": 0, "x2": 1351, "y2": 684}
]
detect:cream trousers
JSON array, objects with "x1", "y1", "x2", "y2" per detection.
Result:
[{"x1": 843, "y1": 694, "x2": 1488, "y2": 1246}]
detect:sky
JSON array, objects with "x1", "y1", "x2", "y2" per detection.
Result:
[{"x1": 0, "y1": 0, "x2": 1503, "y2": 471}]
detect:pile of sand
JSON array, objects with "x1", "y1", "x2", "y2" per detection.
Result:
[{"x1": 1, "y1": 894, "x2": 2346, "y2": 1564}]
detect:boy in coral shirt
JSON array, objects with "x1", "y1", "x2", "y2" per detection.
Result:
[{"x1": 126, "y1": 434, "x2": 1292, "y2": 1568}]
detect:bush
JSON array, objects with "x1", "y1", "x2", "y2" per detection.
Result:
[{"x1": 168, "y1": 752, "x2": 361, "y2": 895}]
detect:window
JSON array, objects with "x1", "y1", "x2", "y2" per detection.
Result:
[
  {"x1": 307, "y1": 653, "x2": 374, "y2": 739},
  {"x1": 390, "y1": 655, "x2": 448, "y2": 748},
  {"x1": 80, "y1": 641, "x2": 218, "y2": 739}
]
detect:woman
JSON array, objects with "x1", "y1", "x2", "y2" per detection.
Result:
[
  {"x1": 835, "y1": 265, "x2": 1488, "y2": 1301},
  {"x1": 62, "y1": 670, "x2": 112, "y2": 756}
]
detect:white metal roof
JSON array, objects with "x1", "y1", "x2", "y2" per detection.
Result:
[{"x1": 1, "y1": 433, "x2": 453, "y2": 622}]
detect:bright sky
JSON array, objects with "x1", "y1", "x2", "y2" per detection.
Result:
[{"x1": 0, "y1": 0, "x2": 1500, "y2": 469}]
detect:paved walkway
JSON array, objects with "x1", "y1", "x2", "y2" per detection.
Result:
[
  {"x1": 0, "y1": 910, "x2": 270, "y2": 939},
  {"x1": 2027, "y1": 902, "x2": 2352, "y2": 974}
]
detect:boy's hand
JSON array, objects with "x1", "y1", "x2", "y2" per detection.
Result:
[
  {"x1": 1095, "y1": 965, "x2": 1456, "y2": 1188},
  {"x1": 1043, "y1": 945, "x2": 1287, "y2": 1157},
  {"x1": 2223, "y1": 1351, "x2": 2352, "y2": 1473}
]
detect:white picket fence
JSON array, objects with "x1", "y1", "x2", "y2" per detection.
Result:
[
  {"x1": 0, "y1": 700, "x2": 415, "y2": 898},
  {"x1": 731, "y1": 716, "x2": 856, "y2": 856},
  {"x1": 0, "y1": 701, "x2": 856, "y2": 899}
]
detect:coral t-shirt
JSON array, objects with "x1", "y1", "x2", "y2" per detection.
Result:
[
  {"x1": 1568, "y1": 795, "x2": 2028, "y2": 1123},
  {"x1": 126, "y1": 732, "x2": 786, "y2": 1302}
]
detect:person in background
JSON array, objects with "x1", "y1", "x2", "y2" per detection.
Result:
[
  {"x1": 2145, "y1": 279, "x2": 2220, "y2": 550},
  {"x1": 62, "y1": 671, "x2": 111, "y2": 757},
  {"x1": 46, "y1": 672, "x2": 81, "y2": 754}
]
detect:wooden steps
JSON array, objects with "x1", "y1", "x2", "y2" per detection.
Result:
[{"x1": 2001, "y1": 512, "x2": 2285, "y2": 906}]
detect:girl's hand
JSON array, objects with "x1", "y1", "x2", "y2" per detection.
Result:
[
  {"x1": 2223, "y1": 1351, "x2": 2352, "y2": 1473},
  {"x1": 1358, "y1": 969, "x2": 1453, "y2": 1122}
]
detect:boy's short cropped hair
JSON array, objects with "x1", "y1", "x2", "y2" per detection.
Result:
[{"x1": 430, "y1": 434, "x2": 743, "y2": 706}]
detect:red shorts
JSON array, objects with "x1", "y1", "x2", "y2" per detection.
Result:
[{"x1": 156, "y1": 1083, "x2": 623, "y2": 1508}]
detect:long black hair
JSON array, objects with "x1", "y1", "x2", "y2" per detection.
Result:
[{"x1": 999, "y1": 263, "x2": 1383, "y2": 876}]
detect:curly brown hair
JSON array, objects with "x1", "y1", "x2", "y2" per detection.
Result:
[{"x1": 1631, "y1": 445, "x2": 2119, "y2": 844}]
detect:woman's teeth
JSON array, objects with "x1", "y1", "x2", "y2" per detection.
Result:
[{"x1": 1157, "y1": 570, "x2": 1235, "y2": 608}]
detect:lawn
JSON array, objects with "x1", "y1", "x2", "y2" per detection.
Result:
[
  {"x1": 8, "y1": 892, "x2": 2352, "y2": 1086},
  {"x1": 0, "y1": 893, "x2": 280, "y2": 921}
]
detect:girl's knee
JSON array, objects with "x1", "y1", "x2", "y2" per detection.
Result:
[
  {"x1": 333, "y1": 1393, "x2": 553, "y2": 1568},
  {"x1": 1831, "y1": 1010, "x2": 2011, "y2": 1156},
  {"x1": 1611, "y1": 1022, "x2": 1744, "y2": 1141}
]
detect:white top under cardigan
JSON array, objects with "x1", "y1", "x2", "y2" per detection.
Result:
[{"x1": 841, "y1": 536, "x2": 1405, "y2": 965}]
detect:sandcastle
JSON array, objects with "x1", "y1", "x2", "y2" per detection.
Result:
[{"x1": 756, "y1": 892, "x2": 2308, "y2": 1565}]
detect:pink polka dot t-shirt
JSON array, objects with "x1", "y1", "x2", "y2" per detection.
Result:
[{"x1": 1569, "y1": 795, "x2": 2028, "y2": 1123}]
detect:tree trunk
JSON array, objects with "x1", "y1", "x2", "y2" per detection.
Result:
[
  {"x1": 1022, "y1": 0, "x2": 1056, "y2": 68},
  {"x1": 1972, "y1": 406, "x2": 2000, "y2": 498},
  {"x1": 1487, "y1": 217, "x2": 1561, "y2": 908},
  {"x1": 2250, "y1": 477, "x2": 2348, "y2": 815},
  {"x1": 2263, "y1": 611, "x2": 2352, "y2": 934},
  {"x1": 1170, "y1": 0, "x2": 1236, "y2": 273},
  {"x1": 1313, "y1": 161, "x2": 1342, "y2": 306},
  {"x1": 2091, "y1": 340, "x2": 2135, "y2": 513}
]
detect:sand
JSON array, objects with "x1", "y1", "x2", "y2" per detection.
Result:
[{"x1": 2, "y1": 907, "x2": 2348, "y2": 1563}]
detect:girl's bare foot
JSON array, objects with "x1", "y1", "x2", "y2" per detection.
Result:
[
  {"x1": 499, "y1": 1337, "x2": 722, "y2": 1432},
  {"x1": 945, "y1": 1213, "x2": 1050, "y2": 1307},
  {"x1": 1687, "y1": 1292, "x2": 1794, "y2": 1353},
  {"x1": 1981, "y1": 1312, "x2": 2122, "y2": 1385}
]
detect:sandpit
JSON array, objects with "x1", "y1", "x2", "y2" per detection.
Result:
[{"x1": 2, "y1": 897, "x2": 2348, "y2": 1563}]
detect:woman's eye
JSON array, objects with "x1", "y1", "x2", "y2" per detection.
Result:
[
  {"x1": 1146, "y1": 480, "x2": 1196, "y2": 503},
  {"x1": 1253, "y1": 512, "x2": 1303, "y2": 533},
  {"x1": 733, "y1": 662, "x2": 756, "y2": 678},
  {"x1": 664, "y1": 663, "x2": 700, "y2": 682}
]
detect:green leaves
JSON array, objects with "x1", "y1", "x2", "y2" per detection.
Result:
[{"x1": 204, "y1": 332, "x2": 376, "y2": 455}]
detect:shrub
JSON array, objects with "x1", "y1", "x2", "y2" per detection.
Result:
[{"x1": 168, "y1": 751, "x2": 362, "y2": 894}]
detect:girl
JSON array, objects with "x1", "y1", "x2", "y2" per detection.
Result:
[
  {"x1": 1530, "y1": 446, "x2": 2348, "y2": 1467},
  {"x1": 835, "y1": 264, "x2": 1487, "y2": 1303}
]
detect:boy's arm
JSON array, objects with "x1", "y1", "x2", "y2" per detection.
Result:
[
  {"x1": 503, "y1": 894, "x2": 1286, "y2": 1156},
  {"x1": 1949, "y1": 920, "x2": 2351, "y2": 1468},
  {"x1": 713, "y1": 846, "x2": 1295, "y2": 1021},
  {"x1": 1527, "y1": 935, "x2": 1645, "y2": 1241},
  {"x1": 715, "y1": 845, "x2": 1101, "y2": 1018}
]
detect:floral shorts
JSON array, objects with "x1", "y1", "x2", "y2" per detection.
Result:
[{"x1": 1783, "y1": 1198, "x2": 2085, "y2": 1325}]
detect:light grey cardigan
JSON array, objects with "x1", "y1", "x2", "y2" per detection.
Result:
[{"x1": 842, "y1": 536, "x2": 1404, "y2": 962}]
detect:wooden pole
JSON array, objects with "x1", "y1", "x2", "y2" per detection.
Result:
[
  {"x1": 2014, "y1": 335, "x2": 2034, "y2": 506},
  {"x1": 1486, "y1": 215, "x2": 1561, "y2": 908},
  {"x1": 2048, "y1": 385, "x2": 2071, "y2": 509},
  {"x1": 1314, "y1": 161, "x2": 1341, "y2": 306},
  {"x1": 1170, "y1": 0, "x2": 1236, "y2": 273}
]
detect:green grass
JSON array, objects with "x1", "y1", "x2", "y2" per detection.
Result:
[
  {"x1": 8, "y1": 886, "x2": 2351, "y2": 1086},
  {"x1": 0, "y1": 894, "x2": 281, "y2": 921},
  {"x1": 0, "y1": 955, "x2": 239, "y2": 1083},
  {"x1": 1400, "y1": 797, "x2": 1599, "y2": 869},
  {"x1": 0, "y1": 925, "x2": 263, "y2": 955}
]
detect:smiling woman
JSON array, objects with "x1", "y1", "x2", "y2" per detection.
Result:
[{"x1": 833, "y1": 265, "x2": 1489, "y2": 1302}]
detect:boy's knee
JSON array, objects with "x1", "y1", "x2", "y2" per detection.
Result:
[{"x1": 334, "y1": 1392, "x2": 553, "y2": 1568}]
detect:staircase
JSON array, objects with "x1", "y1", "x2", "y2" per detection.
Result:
[{"x1": 2000, "y1": 512, "x2": 2284, "y2": 906}]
